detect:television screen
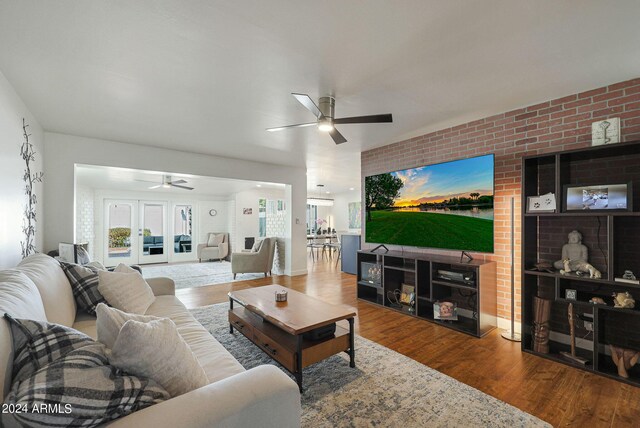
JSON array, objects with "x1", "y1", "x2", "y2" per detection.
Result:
[{"x1": 365, "y1": 154, "x2": 494, "y2": 253}]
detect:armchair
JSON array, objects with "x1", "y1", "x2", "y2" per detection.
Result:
[
  {"x1": 197, "y1": 233, "x2": 229, "y2": 262},
  {"x1": 231, "y1": 237, "x2": 276, "y2": 279}
]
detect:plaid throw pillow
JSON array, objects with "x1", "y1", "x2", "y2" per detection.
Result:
[
  {"x1": 4, "y1": 314, "x2": 95, "y2": 384},
  {"x1": 59, "y1": 261, "x2": 107, "y2": 315},
  {"x1": 3, "y1": 316, "x2": 169, "y2": 428}
]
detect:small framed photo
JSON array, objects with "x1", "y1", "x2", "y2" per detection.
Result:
[
  {"x1": 243, "y1": 208, "x2": 253, "y2": 215},
  {"x1": 434, "y1": 301, "x2": 458, "y2": 321},
  {"x1": 527, "y1": 193, "x2": 557, "y2": 213},
  {"x1": 565, "y1": 289, "x2": 577, "y2": 300},
  {"x1": 563, "y1": 183, "x2": 632, "y2": 212},
  {"x1": 399, "y1": 283, "x2": 415, "y2": 305}
]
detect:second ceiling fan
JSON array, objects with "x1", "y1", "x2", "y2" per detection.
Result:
[{"x1": 266, "y1": 93, "x2": 393, "y2": 144}]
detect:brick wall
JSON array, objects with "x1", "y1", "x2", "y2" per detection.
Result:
[{"x1": 361, "y1": 77, "x2": 640, "y2": 321}]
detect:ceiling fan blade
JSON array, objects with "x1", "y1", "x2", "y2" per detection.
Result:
[
  {"x1": 328, "y1": 127, "x2": 347, "y2": 145},
  {"x1": 266, "y1": 122, "x2": 317, "y2": 132},
  {"x1": 170, "y1": 184, "x2": 194, "y2": 190},
  {"x1": 148, "y1": 185, "x2": 162, "y2": 189},
  {"x1": 170, "y1": 179, "x2": 187, "y2": 185},
  {"x1": 135, "y1": 179, "x2": 161, "y2": 184},
  {"x1": 292, "y1": 93, "x2": 324, "y2": 119},
  {"x1": 333, "y1": 113, "x2": 393, "y2": 124}
]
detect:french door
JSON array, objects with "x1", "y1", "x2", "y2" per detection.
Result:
[
  {"x1": 104, "y1": 199, "x2": 194, "y2": 266},
  {"x1": 138, "y1": 201, "x2": 168, "y2": 264}
]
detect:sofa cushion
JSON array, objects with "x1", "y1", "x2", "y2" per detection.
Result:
[
  {"x1": 145, "y1": 296, "x2": 245, "y2": 383},
  {"x1": 0, "y1": 270, "x2": 48, "y2": 401},
  {"x1": 59, "y1": 262, "x2": 107, "y2": 315},
  {"x1": 17, "y1": 253, "x2": 76, "y2": 327},
  {"x1": 95, "y1": 303, "x2": 161, "y2": 349},
  {"x1": 110, "y1": 318, "x2": 208, "y2": 397},
  {"x1": 97, "y1": 270, "x2": 155, "y2": 314},
  {"x1": 3, "y1": 317, "x2": 169, "y2": 428}
]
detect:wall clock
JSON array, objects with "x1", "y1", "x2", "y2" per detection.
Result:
[{"x1": 209, "y1": 209, "x2": 217, "y2": 217}]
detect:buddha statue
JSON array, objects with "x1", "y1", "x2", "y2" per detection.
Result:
[{"x1": 553, "y1": 230, "x2": 588, "y2": 270}]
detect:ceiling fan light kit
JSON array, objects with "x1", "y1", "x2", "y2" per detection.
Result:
[
  {"x1": 266, "y1": 93, "x2": 393, "y2": 144},
  {"x1": 143, "y1": 175, "x2": 194, "y2": 191}
]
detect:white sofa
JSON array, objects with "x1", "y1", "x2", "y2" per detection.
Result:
[{"x1": 0, "y1": 254, "x2": 301, "y2": 427}]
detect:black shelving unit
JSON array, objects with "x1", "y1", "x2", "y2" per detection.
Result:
[
  {"x1": 357, "y1": 250, "x2": 497, "y2": 337},
  {"x1": 522, "y1": 140, "x2": 640, "y2": 386}
]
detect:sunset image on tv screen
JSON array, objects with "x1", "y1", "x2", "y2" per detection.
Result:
[{"x1": 365, "y1": 154, "x2": 494, "y2": 252}]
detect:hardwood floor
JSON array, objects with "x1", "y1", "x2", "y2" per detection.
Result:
[{"x1": 176, "y1": 256, "x2": 640, "y2": 427}]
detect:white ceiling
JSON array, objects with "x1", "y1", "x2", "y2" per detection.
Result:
[
  {"x1": 76, "y1": 164, "x2": 284, "y2": 197},
  {"x1": 1, "y1": 1, "x2": 640, "y2": 192}
]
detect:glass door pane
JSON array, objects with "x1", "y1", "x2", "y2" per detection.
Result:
[
  {"x1": 105, "y1": 200, "x2": 137, "y2": 266},
  {"x1": 139, "y1": 201, "x2": 168, "y2": 264},
  {"x1": 172, "y1": 204, "x2": 194, "y2": 261}
]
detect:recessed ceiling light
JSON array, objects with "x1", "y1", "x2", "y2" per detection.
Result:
[
  {"x1": 326, "y1": 191, "x2": 331, "y2": 194},
  {"x1": 349, "y1": 187, "x2": 355, "y2": 191},
  {"x1": 256, "y1": 184, "x2": 262, "y2": 187}
]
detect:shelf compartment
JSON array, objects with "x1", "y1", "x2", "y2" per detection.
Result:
[
  {"x1": 383, "y1": 256, "x2": 416, "y2": 271},
  {"x1": 416, "y1": 260, "x2": 431, "y2": 301},
  {"x1": 523, "y1": 154, "x2": 556, "y2": 201},
  {"x1": 357, "y1": 282, "x2": 383, "y2": 306},
  {"x1": 612, "y1": 216, "x2": 640, "y2": 281},
  {"x1": 596, "y1": 309, "x2": 640, "y2": 386},
  {"x1": 525, "y1": 215, "x2": 609, "y2": 278}
]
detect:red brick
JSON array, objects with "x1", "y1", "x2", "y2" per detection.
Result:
[
  {"x1": 514, "y1": 111, "x2": 538, "y2": 121},
  {"x1": 609, "y1": 93, "x2": 640, "y2": 107},
  {"x1": 552, "y1": 94, "x2": 577, "y2": 105},
  {"x1": 578, "y1": 87, "x2": 607, "y2": 99},
  {"x1": 593, "y1": 90, "x2": 624, "y2": 103},
  {"x1": 608, "y1": 78, "x2": 640, "y2": 91}
]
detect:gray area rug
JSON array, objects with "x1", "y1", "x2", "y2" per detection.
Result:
[
  {"x1": 191, "y1": 304, "x2": 550, "y2": 428},
  {"x1": 142, "y1": 261, "x2": 264, "y2": 289}
]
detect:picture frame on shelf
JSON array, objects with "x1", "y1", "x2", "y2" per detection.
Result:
[
  {"x1": 434, "y1": 301, "x2": 458, "y2": 321},
  {"x1": 565, "y1": 289, "x2": 577, "y2": 300},
  {"x1": 563, "y1": 183, "x2": 632, "y2": 212},
  {"x1": 526, "y1": 193, "x2": 557, "y2": 213},
  {"x1": 399, "y1": 283, "x2": 415, "y2": 306}
]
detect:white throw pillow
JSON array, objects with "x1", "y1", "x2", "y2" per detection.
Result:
[
  {"x1": 110, "y1": 318, "x2": 208, "y2": 397},
  {"x1": 97, "y1": 270, "x2": 155, "y2": 314},
  {"x1": 95, "y1": 303, "x2": 161, "y2": 349},
  {"x1": 251, "y1": 239, "x2": 264, "y2": 252},
  {"x1": 207, "y1": 233, "x2": 224, "y2": 247}
]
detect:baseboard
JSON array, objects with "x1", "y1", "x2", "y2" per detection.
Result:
[{"x1": 497, "y1": 317, "x2": 522, "y2": 334}]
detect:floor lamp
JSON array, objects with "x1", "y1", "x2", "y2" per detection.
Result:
[{"x1": 501, "y1": 196, "x2": 521, "y2": 342}]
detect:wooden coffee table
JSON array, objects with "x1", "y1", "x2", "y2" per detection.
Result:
[{"x1": 228, "y1": 285, "x2": 357, "y2": 391}]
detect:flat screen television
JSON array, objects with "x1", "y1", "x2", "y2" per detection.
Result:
[{"x1": 365, "y1": 154, "x2": 494, "y2": 253}]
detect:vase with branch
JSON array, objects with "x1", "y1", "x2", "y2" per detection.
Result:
[{"x1": 20, "y1": 118, "x2": 43, "y2": 258}]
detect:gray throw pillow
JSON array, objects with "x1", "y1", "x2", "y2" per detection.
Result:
[
  {"x1": 3, "y1": 316, "x2": 169, "y2": 428},
  {"x1": 59, "y1": 261, "x2": 107, "y2": 315}
]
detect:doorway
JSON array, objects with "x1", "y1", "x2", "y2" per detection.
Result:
[{"x1": 104, "y1": 199, "x2": 194, "y2": 266}]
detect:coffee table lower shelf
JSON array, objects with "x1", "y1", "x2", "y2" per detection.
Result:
[{"x1": 228, "y1": 307, "x2": 354, "y2": 390}]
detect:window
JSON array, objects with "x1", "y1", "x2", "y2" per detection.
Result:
[
  {"x1": 258, "y1": 198, "x2": 266, "y2": 237},
  {"x1": 306, "y1": 204, "x2": 318, "y2": 234}
]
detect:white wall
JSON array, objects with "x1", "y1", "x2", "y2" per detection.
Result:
[
  {"x1": 0, "y1": 71, "x2": 44, "y2": 268},
  {"x1": 234, "y1": 188, "x2": 285, "y2": 252},
  {"x1": 333, "y1": 189, "x2": 361, "y2": 233},
  {"x1": 44, "y1": 132, "x2": 308, "y2": 275},
  {"x1": 75, "y1": 184, "x2": 95, "y2": 259}
]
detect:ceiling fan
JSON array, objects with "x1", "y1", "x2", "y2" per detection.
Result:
[
  {"x1": 266, "y1": 93, "x2": 393, "y2": 144},
  {"x1": 137, "y1": 175, "x2": 194, "y2": 190}
]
